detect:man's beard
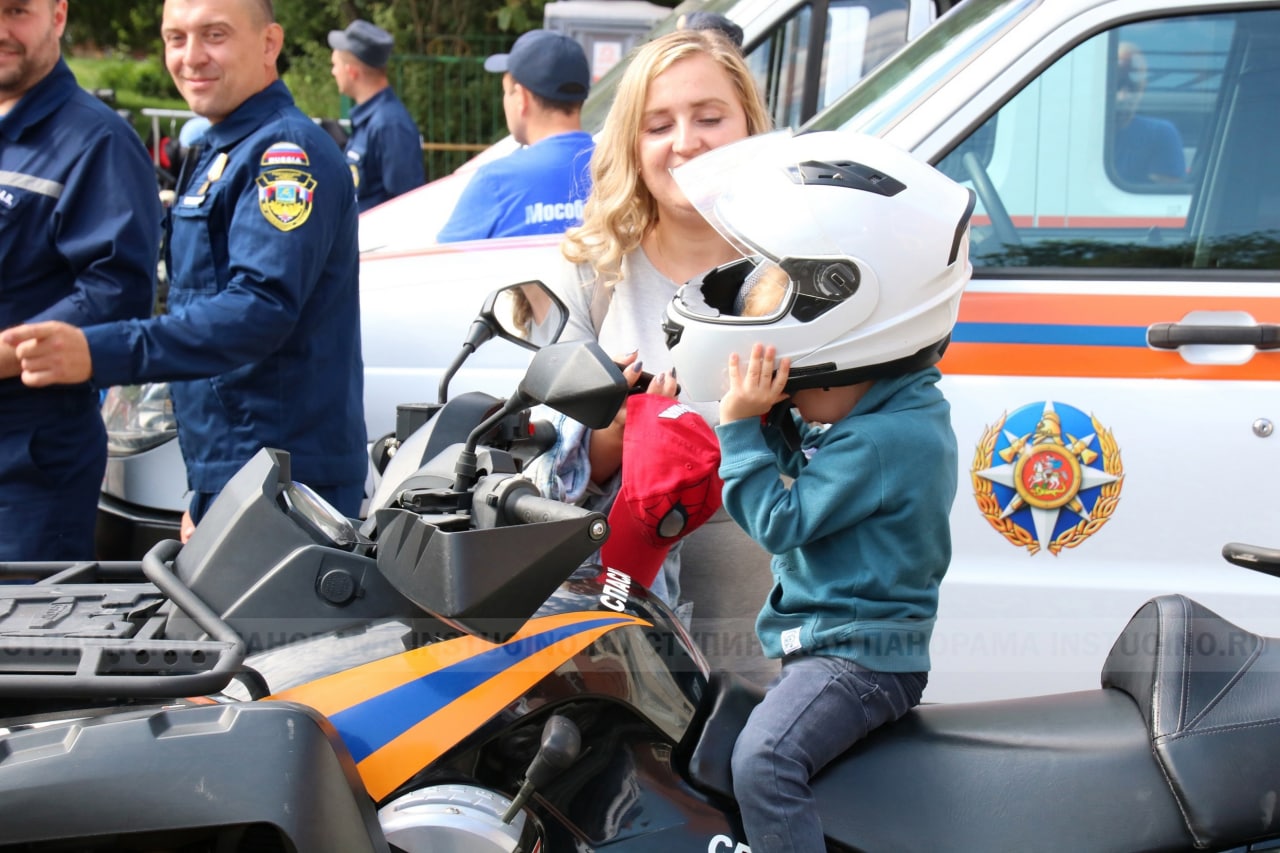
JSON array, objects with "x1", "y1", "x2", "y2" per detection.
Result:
[{"x1": 0, "y1": 38, "x2": 52, "y2": 99}]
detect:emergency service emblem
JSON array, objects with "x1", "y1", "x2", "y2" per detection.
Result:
[
  {"x1": 256, "y1": 142, "x2": 316, "y2": 232},
  {"x1": 971, "y1": 401, "x2": 1123, "y2": 555}
]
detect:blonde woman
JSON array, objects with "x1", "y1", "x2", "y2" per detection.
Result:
[
  {"x1": 548, "y1": 28, "x2": 774, "y2": 640},
  {"x1": 558, "y1": 28, "x2": 770, "y2": 474}
]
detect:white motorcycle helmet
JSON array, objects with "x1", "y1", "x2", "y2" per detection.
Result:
[{"x1": 662, "y1": 130, "x2": 975, "y2": 401}]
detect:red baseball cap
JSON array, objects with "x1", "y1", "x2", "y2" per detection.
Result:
[{"x1": 600, "y1": 394, "x2": 724, "y2": 589}]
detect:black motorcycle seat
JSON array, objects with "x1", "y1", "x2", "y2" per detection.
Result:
[
  {"x1": 682, "y1": 589, "x2": 1280, "y2": 852},
  {"x1": 684, "y1": 674, "x2": 1195, "y2": 852},
  {"x1": 1102, "y1": 594, "x2": 1280, "y2": 850}
]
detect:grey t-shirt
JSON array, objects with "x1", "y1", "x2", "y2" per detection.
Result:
[
  {"x1": 551, "y1": 251, "x2": 778, "y2": 681},
  {"x1": 554, "y1": 249, "x2": 719, "y2": 424}
]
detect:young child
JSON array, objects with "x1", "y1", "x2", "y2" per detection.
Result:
[
  {"x1": 716, "y1": 336, "x2": 958, "y2": 852},
  {"x1": 655, "y1": 128, "x2": 973, "y2": 850}
]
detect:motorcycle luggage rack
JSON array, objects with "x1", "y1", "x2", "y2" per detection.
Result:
[{"x1": 0, "y1": 540, "x2": 245, "y2": 699}]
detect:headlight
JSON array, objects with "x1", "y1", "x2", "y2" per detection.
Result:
[{"x1": 101, "y1": 383, "x2": 178, "y2": 456}]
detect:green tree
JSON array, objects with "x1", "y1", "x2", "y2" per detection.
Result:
[
  {"x1": 65, "y1": 0, "x2": 679, "y2": 180},
  {"x1": 66, "y1": 0, "x2": 549, "y2": 56},
  {"x1": 66, "y1": 2, "x2": 161, "y2": 54},
  {"x1": 275, "y1": 0, "x2": 550, "y2": 179},
  {"x1": 274, "y1": 0, "x2": 549, "y2": 51}
]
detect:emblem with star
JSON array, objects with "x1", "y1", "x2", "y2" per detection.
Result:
[{"x1": 971, "y1": 401, "x2": 1124, "y2": 555}]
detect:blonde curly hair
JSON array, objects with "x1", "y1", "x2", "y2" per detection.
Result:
[{"x1": 561, "y1": 29, "x2": 771, "y2": 288}]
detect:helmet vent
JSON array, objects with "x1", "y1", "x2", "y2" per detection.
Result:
[{"x1": 789, "y1": 160, "x2": 906, "y2": 197}]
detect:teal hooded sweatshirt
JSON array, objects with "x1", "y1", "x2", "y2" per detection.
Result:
[{"x1": 715, "y1": 367, "x2": 957, "y2": 672}]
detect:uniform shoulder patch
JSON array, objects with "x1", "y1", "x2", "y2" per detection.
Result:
[
  {"x1": 260, "y1": 142, "x2": 310, "y2": 168},
  {"x1": 256, "y1": 141, "x2": 316, "y2": 231}
]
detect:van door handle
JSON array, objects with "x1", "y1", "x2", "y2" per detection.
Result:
[{"x1": 1147, "y1": 323, "x2": 1280, "y2": 350}]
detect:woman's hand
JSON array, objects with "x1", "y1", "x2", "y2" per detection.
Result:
[
  {"x1": 590, "y1": 351, "x2": 643, "y2": 484},
  {"x1": 646, "y1": 368, "x2": 679, "y2": 398},
  {"x1": 720, "y1": 343, "x2": 790, "y2": 423}
]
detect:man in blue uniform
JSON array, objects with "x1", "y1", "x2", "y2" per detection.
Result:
[
  {"x1": 0, "y1": 0, "x2": 163, "y2": 561},
  {"x1": 4, "y1": 0, "x2": 367, "y2": 538},
  {"x1": 329, "y1": 19, "x2": 425, "y2": 212},
  {"x1": 436, "y1": 30, "x2": 595, "y2": 243}
]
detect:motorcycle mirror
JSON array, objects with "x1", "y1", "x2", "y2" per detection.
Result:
[
  {"x1": 514, "y1": 339, "x2": 628, "y2": 429},
  {"x1": 490, "y1": 281, "x2": 568, "y2": 351},
  {"x1": 453, "y1": 340, "x2": 627, "y2": 491},
  {"x1": 437, "y1": 281, "x2": 568, "y2": 405}
]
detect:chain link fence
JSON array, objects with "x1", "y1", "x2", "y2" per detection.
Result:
[{"x1": 386, "y1": 34, "x2": 517, "y2": 181}]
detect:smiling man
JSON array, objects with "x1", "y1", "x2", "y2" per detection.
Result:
[
  {"x1": 0, "y1": 0, "x2": 162, "y2": 560},
  {"x1": 3, "y1": 0, "x2": 367, "y2": 539}
]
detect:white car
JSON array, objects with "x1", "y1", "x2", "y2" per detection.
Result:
[
  {"x1": 97, "y1": 0, "x2": 948, "y2": 557},
  {"x1": 798, "y1": 0, "x2": 1280, "y2": 701}
]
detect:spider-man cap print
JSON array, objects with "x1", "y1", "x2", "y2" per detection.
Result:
[{"x1": 600, "y1": 393, "x2": 723, "y2": 589}]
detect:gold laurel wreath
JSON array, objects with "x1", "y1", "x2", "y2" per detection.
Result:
[{"x1": 971, "y1": 412, "x2": 1041, "y2": 555}]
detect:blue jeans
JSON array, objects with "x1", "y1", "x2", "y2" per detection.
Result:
[{"x1": 731, "y1": 654, "x2": 926, "y2": 853}]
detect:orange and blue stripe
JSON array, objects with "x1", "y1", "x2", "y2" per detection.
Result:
[
  {"x1": 269, "y1": 610, "x2": 649, "y2": 801},
  {"x1": 942, "y1": 291, "x2": 1280, "y2": 380}
]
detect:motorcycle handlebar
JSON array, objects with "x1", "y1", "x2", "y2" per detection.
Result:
[
  {"x1": 508, "y1": 491, "x2": 607, "y2": 529},
  {"x1": 526, "y1": 419, "x2": 558, "y2": 453}
]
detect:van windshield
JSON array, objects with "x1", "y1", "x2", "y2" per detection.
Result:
[{"x1": 805, "y1": 0, "x2": 1039, "y2": 136}]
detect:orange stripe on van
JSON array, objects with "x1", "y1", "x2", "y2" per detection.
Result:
[
  {"x1": 940, "y1": 342, "x2": 1280, "y2": 381},
  {"x1": 957, "y1": 292, "x2": 1280, "y2": 326}
]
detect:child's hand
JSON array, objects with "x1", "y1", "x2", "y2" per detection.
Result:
[{"x1": 720, "y1": 343, "x2": 790, "y2": 423}]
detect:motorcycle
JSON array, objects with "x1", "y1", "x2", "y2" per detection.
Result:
[{"x1": 1, "y1": 282, "x2": 1277, "y2": 853}]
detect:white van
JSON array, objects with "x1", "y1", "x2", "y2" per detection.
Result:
[{"x1": 801, "y1": 0, "x2": 1280, "y2": 700}]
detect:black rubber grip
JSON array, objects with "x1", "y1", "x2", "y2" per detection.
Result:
[{"x1": 508, "y1": 492, "x2": 602, "y2": 526}]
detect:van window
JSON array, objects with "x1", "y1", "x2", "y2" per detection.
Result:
[
  {"x1": 747, "y1": 0, "x2": 910, "y2": 128},
  {"x1": 936, "y1": 9, "x2": 1280, "y2": 272},
  {"x1": 748, "y1": 4, "x2": 813, "y2": 128}
]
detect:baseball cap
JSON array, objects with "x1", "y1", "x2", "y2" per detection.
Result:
[
  {"x1": 678, "y1": 11, "x2": 745, "y2": 48},
  {"x1": 600, "y1": 394, "x2": 723, "y2": 589},
  {"x1": 178, "y1": 116, "x2": 211, "y2": 149},
  {"x1": 484, "y1": 30, "x2": 590, "y2": 103},
  {"x1": 328, "y1": 20, "x2": 395, "y2": 70}
]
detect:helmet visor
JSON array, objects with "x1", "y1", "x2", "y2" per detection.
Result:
[{"x1": 671, "y1": 129, "x2": 862, "y2": 263}]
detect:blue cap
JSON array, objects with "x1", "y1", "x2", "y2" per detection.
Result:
[
  {"x1": 328, "y1": 20, "x2": 395, "y2": 69},
  {"x1": 679, "y1": 11, "x2": 744, "y2": 48},
  {"x1": 484, "y1": 30, "x2": 590, "y2": 103},
  {"x1": 179, "y1": 116, "x2": 212, "y2": 148}
]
